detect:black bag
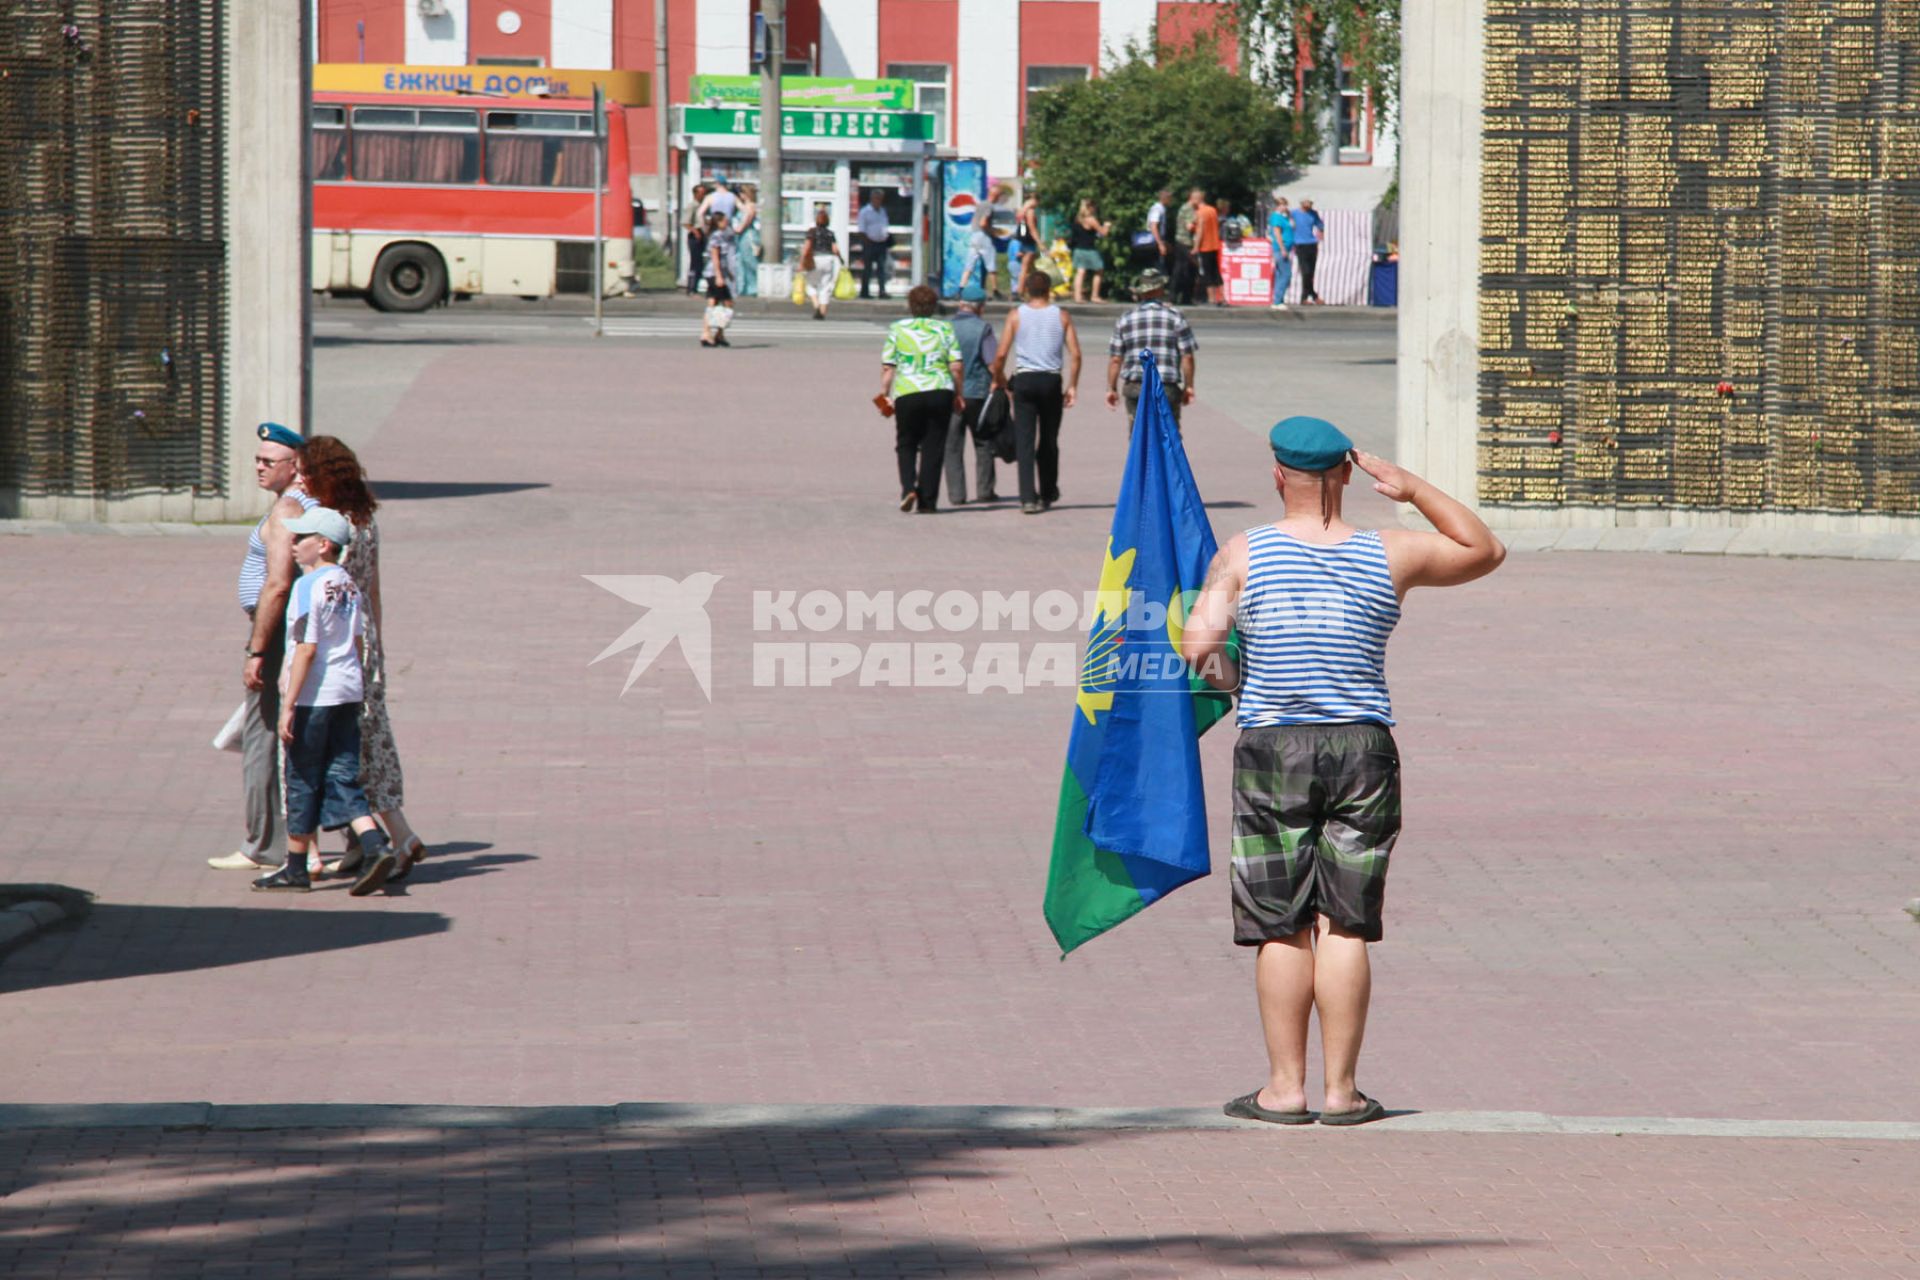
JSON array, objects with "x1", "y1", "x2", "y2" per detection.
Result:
[{"x1": 977, "y1": 388, "x2": 1011, "y2": 441}]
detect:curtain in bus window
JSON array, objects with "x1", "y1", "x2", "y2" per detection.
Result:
[
  {"x1": 353, "y1": 132, "x2": 478, "y2": 184},
  {"x1": 486, "y1": 136, "x2": 596, "y2": 188},
  {"x1": 312, "y1": 130, "x2": 347, "y2": 181}
]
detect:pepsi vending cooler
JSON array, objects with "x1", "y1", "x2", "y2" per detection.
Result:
[{"x1": 931, "y1": 158, "x2": 987, "y2": 297}]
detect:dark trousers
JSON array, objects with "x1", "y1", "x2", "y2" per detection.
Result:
[
  {"x1": 1010, "y1": 371, "x2": 1064, "y2": 506},
  {"x1": 239, "y1": 622, "x2": 286, "y2": 861},
  {"x1": 944, "y1": 397, "x2": 999, "y2": 502},
  {"x1": 860, "y1": 238, "x2": 890, "y2": 297},
  {"x1": 1168, "y1": 243, "x2": 1195, "y2": 306},
  {"x1": 894, "y1": 389, "x2": 951, "y2": 510},
  {"x1": 1296, "y1": 242, "x2": 1321, "y2": 301},
  {"x1": 1123, "y1": 383, "x2": 1184, "y2": 434},
  {"x1": 283, "y1": 702, "x2": 370, "y2": 837},
  {"x1": 686, "y1": 230, "x2": 706, "y2": 293}
]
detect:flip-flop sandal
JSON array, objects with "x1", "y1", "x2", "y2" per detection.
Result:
[
  {"x1": 1222, "y1": 1091, "x2": 1315, "y2": 1126},
  {"x1": 1317, "y1": 1094, "x2": 1386, "y2": 1127}
]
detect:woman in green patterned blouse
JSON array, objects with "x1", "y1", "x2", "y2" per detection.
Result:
[{"x1": 879, "y1": 285, "x2": 965, "y2": 513}]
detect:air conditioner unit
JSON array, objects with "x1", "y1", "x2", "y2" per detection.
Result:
[{"x1": 417, "y1": 0, "x2": 449, "y2": 18}]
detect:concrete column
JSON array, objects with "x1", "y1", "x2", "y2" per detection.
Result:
[
  {"x1": 1098, "y1": 0, "x2": 1157, "y2": 67},
  {"x1": 697, "y1": 0, "x2": 752, "y2": 74},
  {"x1": 551, "y1": 0, "x2": 614, "y2": 69},
  {"x1": 213, "y1": 1, "x2": 307, "y2": 522},
  {"x1": 817, "y1": 0, "x2": 878, "y2": 77},
  {"x1": 406, "y1": 0, "x2": 469, "y2": 65},
  {"x1": 1395, "y1": 0, "x2": 1483, "y2": 510},
  {"x1": 957, "y1": 0, "x2": 1019, "y2": 178}
]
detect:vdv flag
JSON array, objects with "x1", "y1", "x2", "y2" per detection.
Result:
[{"x1": 1044, "y1": 350, "x2": 1234, "y2": 955}]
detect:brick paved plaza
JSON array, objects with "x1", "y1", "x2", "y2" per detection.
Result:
[{"x1": 3, "y1": 309, "x2": 1917, "y2": 1275}]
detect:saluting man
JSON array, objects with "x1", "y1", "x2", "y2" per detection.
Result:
[{"x1": 1181, "y1": 416, "x2": 1506, "y2": 1126}]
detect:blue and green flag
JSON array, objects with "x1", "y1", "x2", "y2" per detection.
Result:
[{"x1": 1044, "y1": 351, "x2": 1234, "y2": 955}]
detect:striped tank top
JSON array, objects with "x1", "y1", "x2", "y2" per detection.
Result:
[
  {"x1": 237, "y1": 487, "x2": 319, "y2": 611},
  {"x1": 1011, "y1": 302, "x2": 1065, "y2": 373},
  {"x1": 1234, "y1": 525, "x2": 1400, "y2": 728}
]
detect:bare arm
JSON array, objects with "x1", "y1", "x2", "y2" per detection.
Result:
[
  {"x1": 989, "y1": 310, "x2": 1020, "y2": 387},
  {"x1": 1105, "y1": 354, "x2": 1124, "y2": 409},
  {"x1": 1179, "y1": 534, "x2": 1247, "y2": 692},
  {"x1": 277, "y1": 643, "x2": 316, "y2": 742},
  {"x1": 1061, "y1": 312, "x2": 1082, "y2": 407},
  {"x1": 1180, "y1": 352, "x2": 1195, "y2": 403},
  {"x1": 1356, "y1": 450, "x2": 1507, "y2": 593},
  {"x1": 244, "y1": 494, "x2": 304, "y2": 688}
]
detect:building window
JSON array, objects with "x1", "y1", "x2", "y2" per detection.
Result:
[
  {"x1": 885, "y1": 63, "x2": 949, "y2": 147},
  {"x1": 1024, "y1": 65, "x2": 1089, "y2": 123},
  {"x1": 782, "y1": 58, "x2": 814, "y2": 77},
  {"x1": 476, "y1": 56, "x2": 544, "y2": 67},
  {"x1": 1335, "y1": 63, "x2": 1370, "y2": 158}
]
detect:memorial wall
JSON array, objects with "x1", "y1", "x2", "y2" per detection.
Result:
[{"x1": 1477, "y1": 2, "x2": 1920, "y2": 520}]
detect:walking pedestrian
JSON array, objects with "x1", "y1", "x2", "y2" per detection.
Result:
[
  {"x1": 1293, "y1": 199, "x2": 1325, "y2": 304},
  {"x1": 1192, "y1": 188, "x2": 1224, "y2": 307},
  {"x1": 1146, "y1": 187, "x2": 1172, "y2": 274},
  {"x1": 700, "y1": 212, "x2": 737, "y2": 348},
  {"x1": 294, "y1": 437, "x2": 430, "y2": 885},
  {"x1": 989, "y1": 272, "x2": 1082, "y2": 515},
  {"x1": 858, "y1": 187, "x2": 894, "y2": 300},
  {"x1": 252, "y1": 506, "x2": 398, "y2": 896},
  {"x1": 684, "y1": 182, "x2": 709, "y2": 295},
  {"x1": 1104, "y1": 268, "x2": 1196, "y2": 430},
  {"x1": 1170, "y1": 190, "x2": 1199, "y2": 306},
  {"x1": 208, "y1": 423, "x2": 320, "y2": 873},
  {"x1": 801, "y1": 206, "x2": 840, "y2": 321},
  {"x1": 1069, "y1": 199, "x2": 1112, "y2": 303},
  {"x1": 1268, "y1": 196, "x2": 1296, "y2": 310},
  {"x1": 732, "y1": 184, "x2": 761, "y2": 297},
  {"x1": 1180, "y1": 417, "x2": 1506, "y2": 1127},
  {"x1": 1013, "y1": 188, "x2": 1042, "y2": 290},
  {"x1": 879, "y1": 284, "x2": 964, "y2": 514},
  {"x1": 962, "y1": 182, "x2": 1014, "y2": 296},
  {"x1": 944, "y1": 282, "x2": 1001, "y2": 505}
]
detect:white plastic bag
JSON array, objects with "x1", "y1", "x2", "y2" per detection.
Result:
[{"x1": 212, "y1": 701, "x2": 247, "y2": 752}]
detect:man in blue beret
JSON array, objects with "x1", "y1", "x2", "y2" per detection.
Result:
[
  {"x1": 208, "y1": 422, "x2": 322, "y2": 872},
  {"x1": 943, "y1": 282, "x2": 1003, "y2": 504},
  {"x1": 1180, "y1": 418, "x2": 1506, "y2": 1126}
]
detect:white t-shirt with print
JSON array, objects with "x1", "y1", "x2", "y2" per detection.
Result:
[{"x1": 284, "y1": 564, "x2": 365, "y2": 706}]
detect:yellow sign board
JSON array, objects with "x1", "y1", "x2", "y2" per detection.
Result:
[{"x1": 314, "y1": 64, "x2": 650, "y2": 107}]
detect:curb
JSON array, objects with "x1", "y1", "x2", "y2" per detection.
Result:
[
  {"x1": 0, "y1": 898, "x2": 77, "y2": 959},
  {"x1": 2, "y1": 1102, "x2": 1917, "y2": 1142}
]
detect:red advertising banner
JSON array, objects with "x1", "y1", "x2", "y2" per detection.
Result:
[{"x1": 1221, "y1": 239, "x2": 1274, "y2": 307}]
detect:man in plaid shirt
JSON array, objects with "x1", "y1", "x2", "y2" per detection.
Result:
[{"x1": 1105, "y1": 268, "x2": 1199, "y2": 431}]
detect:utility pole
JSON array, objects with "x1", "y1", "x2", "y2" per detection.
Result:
[
  {"x1": 758, "y1": 0, "x2": 784, "y2": 267},
  {"x1": 654, "y1": 0, "x2": 670, "y2": 257},
  {"x1": 592, "y1": 85, "x2": 606, "y2": 338}
]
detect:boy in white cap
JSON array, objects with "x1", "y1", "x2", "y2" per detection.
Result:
[{"x1": 252, "y1": 506, "x2": 397, "y2": 896}]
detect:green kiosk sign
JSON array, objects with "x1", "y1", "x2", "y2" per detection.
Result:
[
  {"x1": 680, "y1": 106, "x2": 935, "y2": 143},
  {"x1": 687, "y1": 75, "x2": 916, "y2": 111}
]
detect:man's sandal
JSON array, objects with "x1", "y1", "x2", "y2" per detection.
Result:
[
  {"x1": 1317, "y1": 1093, "x2": 1386, "y2": 1127},
  {"x1": 1222, "y1": 1092, "x2": 1315, "y2": 1126}
]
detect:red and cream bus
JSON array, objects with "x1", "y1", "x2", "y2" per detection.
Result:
[{"x1": 311, "y1": 91, "x2": 633, "y2": 311}]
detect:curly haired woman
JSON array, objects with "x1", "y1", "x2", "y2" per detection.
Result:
[{"x1": 295, "y1": 436, "x2": 430, "y2": 882}]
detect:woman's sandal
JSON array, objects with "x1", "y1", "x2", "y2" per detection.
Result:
[{"x1": 387, "y1": 837, "x2": 427, "y2": 884}]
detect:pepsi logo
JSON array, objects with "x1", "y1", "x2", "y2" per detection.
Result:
[{"x1": 946, "y1": 190, "x2": 978, "y2": 231}]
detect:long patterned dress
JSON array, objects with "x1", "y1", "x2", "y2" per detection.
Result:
[{"x1": 344, "y1": 518, "x2": 405, "y2": 812}]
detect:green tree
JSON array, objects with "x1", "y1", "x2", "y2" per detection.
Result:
[
  {"x1": 1229, "y1": 1, "x2": 1401, "y2": 133},
  {"x1": 1024, "y1": 43, "x2": 1307, "y2": 295}
]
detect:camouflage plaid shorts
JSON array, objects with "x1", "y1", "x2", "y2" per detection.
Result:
[{"x1": 1230, "y1": 723, "x2": 1401, "y2": 944}]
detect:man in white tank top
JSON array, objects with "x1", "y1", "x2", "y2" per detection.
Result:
[{"x1": 1180, "y1": 416, "x2": 1507, "y2": 1126}]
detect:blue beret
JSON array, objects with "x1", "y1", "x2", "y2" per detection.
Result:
[
  {"x1": 256, "y1": 421, "x2": 304, "y2": 450},
  {"x1": 1268, "y1": 416, "x2": 1353, "y2": 471},
  {"x1": 959, "y1": 282, "x2": 987, "y2": 302}
]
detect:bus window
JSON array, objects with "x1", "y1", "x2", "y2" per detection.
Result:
[
  {"x1": 484, "y1": 111, "x2": 596, "y2": 189},
  {"x1": 351, "y1": 106, "x2": 479, "y2": 184},
  {"x1": 312, "y1": 105, "x2": 348, "y2": 181}
]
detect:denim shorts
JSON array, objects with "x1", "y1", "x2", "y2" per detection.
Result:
[{"x1": 283, "y1": 702, "x2": 370, "y2": 836}]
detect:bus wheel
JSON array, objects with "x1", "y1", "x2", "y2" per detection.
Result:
[{"x1": 370, "y1": 245, "x2": 447, "y2": 313}]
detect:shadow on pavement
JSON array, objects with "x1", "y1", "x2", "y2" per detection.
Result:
[
  {"x1": 0, "y1": 1125, "x2": 1512, "y2": 1278},
  {"x1": 389, "y1": 849, "x2": 535, "y2": 889},
  {"x1": 0, "y1": 903, "x2": 448, "y2": 994},
  {"x1": 374, "y1": 481, "x2": 551, "y2": 500}
]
